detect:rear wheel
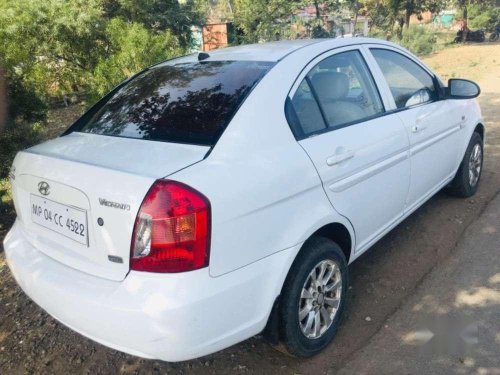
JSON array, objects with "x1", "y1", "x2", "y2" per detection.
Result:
[
  {"x1": 446, "y1": 132, "x2": 483, "y2": 197},
  {"x1": 278, "y1": 237, "x2": 348, "y2": 357},
  {"x1": 490, "y1": 32, "x2": 499, "y2": 42}
]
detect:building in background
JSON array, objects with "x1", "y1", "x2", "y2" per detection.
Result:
[
  {"x1": 202, "y1": 22, "x2": 237, "y2": 51},
  {"x1": 433, "y1": 10, "x2": 456, "y2": 28}
]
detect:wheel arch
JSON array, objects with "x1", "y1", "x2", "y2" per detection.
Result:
[
  {"x1": 262, "y1": 220, "x2": 354, "y2": 344},
  {"x1": 474, "y1": 122, "x2": 485, "y2": 142},
  {"x1": 308, "y1": 222, "x2": 353, "y2": 263}
]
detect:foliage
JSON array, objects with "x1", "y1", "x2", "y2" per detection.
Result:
[
  {"x1": 0, "y1": 121, "x2": 44, "y2": 178},
  {"x1": 361, "y1": 0, "x2": 394, "y2": 30},
  {"x1": 0, "y1": 0, "x2": 203, "y2": 118},
  {"x1": 359, "y1": 0, "x2": 445, "y2": 32},
  {"x1": 368, "y1": 26, "x2": 390, "y2": 39},
  {"x1": 0, "y1": 0, "x2": 105, "y2": 119},
  {"x1": 0, "y1": 177, "x2": 14, "y2": 226},
  {"x1": 467, "y1": 3, "x2": 500, "y2": 30},
  {"x1": 370, "y1": 25, "x2": 441, "y2": 55},
  {"x1": 103, "y1": 0, "x2": 205, "y2": 48},
  {"x1": 398, "y1": 25, "x2": 437, "y2": 55},
  {"x1": 454, "y1": 0, "x2": 497, "y2": 24},
  {"x1": 232, "y1": 0, "x2": 296, "y2": 43},
  {"x1": 0, "y1": 0, "x2": 204, "y2": 178},
  {"x1": 88, "y1": 18, "x2": 184, "y2": 102},
  {"x1": 6, "y1": 75, "x2": 48, "y2": 124},
  {"x1": 204, "y1": 0, "x2": 235, "y2": 23}
]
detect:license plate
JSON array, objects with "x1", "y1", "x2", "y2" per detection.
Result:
[{"x1": 30, "y1": 194, "x2": 88, "y2": 246}]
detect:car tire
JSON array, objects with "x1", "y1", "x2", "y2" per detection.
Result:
[
  {"x1": 446, "y1": 132, "x2": 483, "y2": 198},
  {"x1": 278, "y1": 236, "x2": 348, "y2": 358}
]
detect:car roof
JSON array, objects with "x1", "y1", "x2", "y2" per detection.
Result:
[
  {"x1": 204, "y1": 39, "x2": 320, "y2": 61},
  {"x1": 194, "y1": 38, "x2": 397, "y2": 62}
]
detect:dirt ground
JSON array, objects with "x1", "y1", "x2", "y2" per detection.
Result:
[{"x1": 0, "y1": 43, "x2": 499, "y2": 375}]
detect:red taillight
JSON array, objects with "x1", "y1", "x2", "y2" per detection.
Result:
[{"x1": 130, "y1": 180, "x2": 211, "y2": 273}]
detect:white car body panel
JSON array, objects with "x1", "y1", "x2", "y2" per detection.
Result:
[
  {"x1": 293, "y1": 46, "x2": 411, "y2": 253},
  {"x1": 3, "y1": 38, "x2": 484, "y2": 361},
  {"x1": 4, "y1": 221, "x2": 301, "y2": 361},
  {"x1": 10, "y1": 133, "x2": 209, "y2": 280}
]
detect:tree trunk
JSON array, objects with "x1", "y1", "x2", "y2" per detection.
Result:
[
  {"x1": 405, "y1": 8, "x2": 411, "y2": 29},
  {"x1": 462, "y1": 5, "x2": 468, "y2": 42},
  {"x1": 353, "y1": 1, "x2": 359, "y2": 34},
  {"x1": 314, "y1": 0, "x2": 321, "y2": 20}
]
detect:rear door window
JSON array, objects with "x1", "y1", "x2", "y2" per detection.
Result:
[
  {"x1": 289, "y1": 50, "x2": 384, "y2": 137},
  {"x1": 74, "y1": 60, "x2": 275, "y2": 146}
]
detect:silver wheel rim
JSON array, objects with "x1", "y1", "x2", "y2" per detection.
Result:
[
  {"x1": 468, "y1": 143, "x2": 482, "y2": 187},
  {"x1": 298, "y1": 259, "x2": 342, "y2": 339}
]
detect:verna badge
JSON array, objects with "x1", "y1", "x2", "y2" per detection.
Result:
[{"x1": 38, "y1": 181, "x2": 50, "y2": 196}]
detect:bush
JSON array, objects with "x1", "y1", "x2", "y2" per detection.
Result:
[
  {"x1": 369, "y1": 26, "x2": 439, "y2": 56},
  {"x1": 398, "y1": 26, "x2": 437, "y2": 56},
  {"x1": 0, "y1": 121, "x2": 44, "y2": 178},
  {"x1": 6, "y1": 75, "x2": 48, "y2": 123},
  {"x1": 368, "y1": 28, "x2": 389, "y2": 40}
]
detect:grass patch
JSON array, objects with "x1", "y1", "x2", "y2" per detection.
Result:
[
  {"x1": 0, "y1": 177, "x2": 14, "y2": 232},
  {"x1": 0, "y1": 178, "x2": 12, "y2": 205}
]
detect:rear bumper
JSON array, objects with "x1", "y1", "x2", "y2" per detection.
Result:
[{"x1": 4, "y1": 220, "x2": 298, "y2": 362}]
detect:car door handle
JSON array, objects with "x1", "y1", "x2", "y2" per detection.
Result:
[
  {"x1": 326, "y1": 150, "x2": 355, "y2": 166},
  {"x1": 411, "y1": 125, "x2": 427, "y2": 133}
]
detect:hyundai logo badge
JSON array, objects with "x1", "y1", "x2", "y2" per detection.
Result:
[{"x1": 38, "y1": 181, "x2": 50, "y2": 196}]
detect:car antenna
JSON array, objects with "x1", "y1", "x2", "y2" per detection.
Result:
[{"x1": 198, "y1": 52, "x2": 210, "y2": 61}]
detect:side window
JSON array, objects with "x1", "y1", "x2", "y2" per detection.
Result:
[
  {"x1": 290, "y1": 50, "x2": 384, "y2": 137},
  {"x1": 371, "y1": 49, "x2": 437, "y2": 109},
  {"x1": 290, "y1": 79, "x2": 327, "y2": 135}
]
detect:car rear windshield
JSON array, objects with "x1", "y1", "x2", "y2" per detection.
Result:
[{"x1": 75, "y1": 60, "x2": 275, "y2": 145}]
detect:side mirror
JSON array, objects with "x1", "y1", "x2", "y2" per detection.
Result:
[{"x1": 446, "y1": 79, "x2": 480, "y2": 99}]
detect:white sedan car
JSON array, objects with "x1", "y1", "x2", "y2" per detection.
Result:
[{"x1": 4, "y1": 38, "x2": 484, "y2": 361}]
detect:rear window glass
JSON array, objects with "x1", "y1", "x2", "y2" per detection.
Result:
[{"x1": 76, "y1": 60, "x2": 275, "y2": 145}]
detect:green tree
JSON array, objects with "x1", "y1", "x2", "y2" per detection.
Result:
[
  {"x1": 232, "y1": 0, "x2": 296, "y2": 42},
  {"x1": 0, "y1": 0, "x2": 198, "y2": 178},
  {"x1": 103, "y1": 0, "x2": 205, "y2": 48},
  {"x1": 400, "y1": 0, "x2": 445, "y2": 28},
  {"x1": 0, "y1": 0, "x2": 106, "y2": 116},
  {"x1": 455, "y1": 0, "x2": 496, "y2": 28},
  {"x1": 203, "y1": 0, "x2": 235, "y2": 23},
  {"x1": 304, "y1": 0, "x2": 341, "y2": 37},
  {"x1": 359, "y1": 0, "x2": 393, "y2": 31},
  {"x1": 468, "y1": 2, "x2": 500, "y2": 30},
  {"x1": 89, "y1": 18, "x2": 184, "y2": 102},
  {"x1": 345, "y1": 0, "x2": 361, "y2": 32},
  {"x1": 359, "y1": 0, "x2": 445, "y2": 32},
  {"x1": 0, "y1": 0, "x2": 196, "y2": 112}
]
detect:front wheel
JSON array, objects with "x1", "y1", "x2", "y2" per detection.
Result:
[
  {"x1": 278, "y1": 237, "x2": 348, "y2": 357},
  {"x1": 490, "y1": 32, "x2": 499, "y2": 42},
  {"x1": 446, "y1": 132, "x2": 484, "y2": 197}
]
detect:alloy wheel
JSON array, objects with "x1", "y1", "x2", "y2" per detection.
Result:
[
  {"x1": 468, "y1": 143, "x2": 482, "y2": 187},
  {"x1": 298, "y1": 259, "x2": 342, "y2": 339}
]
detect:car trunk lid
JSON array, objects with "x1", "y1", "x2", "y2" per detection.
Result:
[{"x1": 10, "y1": 132, "x2": 209, "y2": 281}]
